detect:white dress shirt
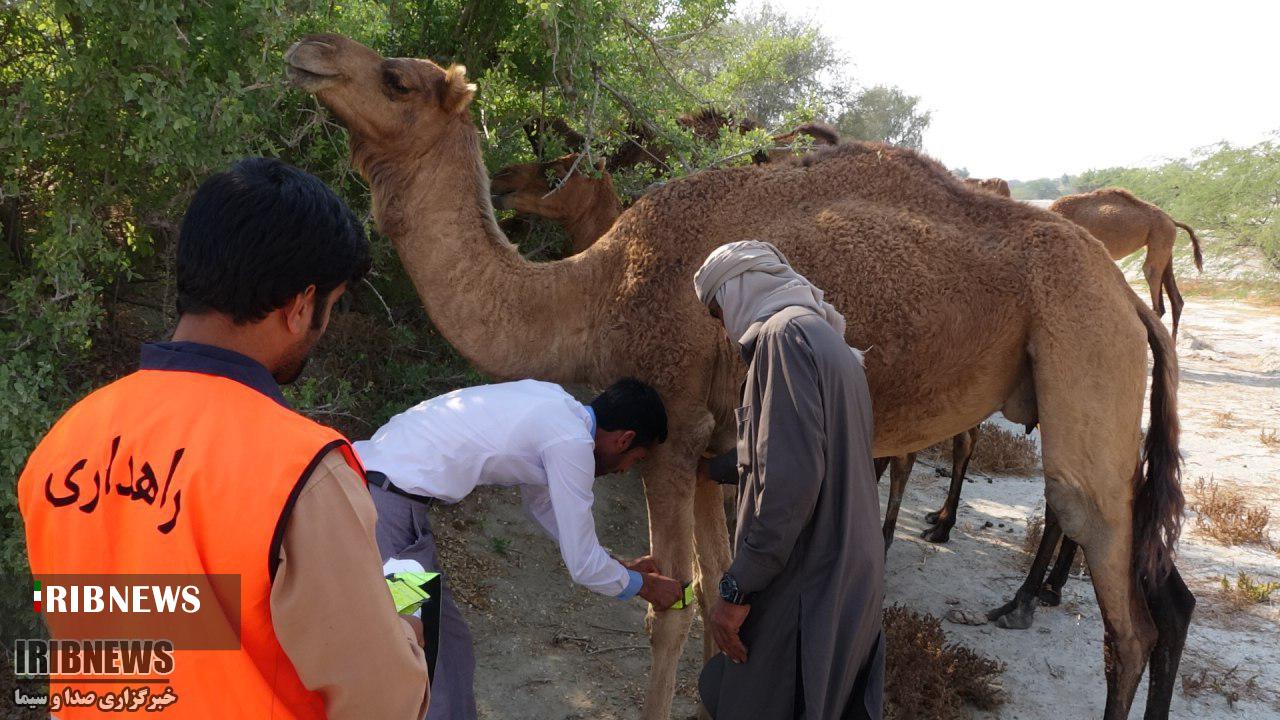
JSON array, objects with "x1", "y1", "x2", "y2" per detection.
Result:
[{"x1": 354, "y1": 380, "x2": 640, "y2": 599}]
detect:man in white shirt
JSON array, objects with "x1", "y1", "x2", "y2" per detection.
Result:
[{"x1": 356, "y1": 377, "x2": 684, "y2": 720}]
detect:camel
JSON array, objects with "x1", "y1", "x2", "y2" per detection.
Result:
[
  {"x1": 490, "y1": 121, "x2": 838, "y2": 257},
  {"x1": 492, "y1": 136, "x2": 981, "y2": 549},
  {"x1": 490, "y1": 154, "x2": 623, "y2": 255},
  {"x1": 963, "y1": 176, "x2": 1012, "y2": 197},
  {"x1": 285, "y1": 34, "x2": 1193, "y2": 720},
  {"x1": 1051, "y1": 188, "x2": 1204, "y2": 338}
]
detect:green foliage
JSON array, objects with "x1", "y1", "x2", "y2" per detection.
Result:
[
  {"x1": 0, "y1": 0, "x2": 931, "y2": 589},
  {"x1": 1077, "y1": 138, "x2": 1280, "y2": 265},
  {"x1": 835, "y1": 85, "x2": 931, "y2": 150},
  {"x1": 1219, "y1": 572, "x2": 1279, "y2": 606},
  {"x1": 680, "y1": 4, "x2": 842, "y2": 126},
  {"x1": 1008, "y1": 176, "x2": 1077, "y2": 200}
]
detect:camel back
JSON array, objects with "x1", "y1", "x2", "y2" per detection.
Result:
[{"x1": 599, "y1": 141, "x2": 1127, "y2": 449}]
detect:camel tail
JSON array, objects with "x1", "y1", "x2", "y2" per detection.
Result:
[
  {"x1": 1132, "y1": 297, "x2": 1184, "y2": 590},
  {"x1": 1173, "y1": 221, "x2": 1204, "y2": 272}
]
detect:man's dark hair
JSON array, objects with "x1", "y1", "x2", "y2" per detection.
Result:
[
  {"x1": 176, "y1": 157, "x2": 371, "y2": 324},
  {"x1": 590, "y1": 378, "x2": 668, "y2": 448}
]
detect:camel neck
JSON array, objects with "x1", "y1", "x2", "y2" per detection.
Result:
[
  {"x1": 364, "y1": 119, "x2": 613, "y2": 384},
  {"x1": 566, "y1": 187, "x2": 623, "y2": 255}
]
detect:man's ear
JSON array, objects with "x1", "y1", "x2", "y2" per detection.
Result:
[
  {"x1": 441, "y1": 65, "x2": 476, "y2": 115},
  {"x1": 284, "y1": 285, "x2": 318, "y2": 335},
  {"x1": 618, "y1": 430, "x2": 637, "y2": 452}
]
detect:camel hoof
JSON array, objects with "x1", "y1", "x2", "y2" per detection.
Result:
[
  {"x1": 987, "y1": 598, "x2": 1036, "y2": 630},
  {"x1": 993, "y1": 608, "x2": 1035, "y2": 630},
  {"x1": 1037, "y1": 585, "x2": 1062, "y2": 607},
  {"x1": 920, "y1": 523, "x2": 953, "y2": 544}
]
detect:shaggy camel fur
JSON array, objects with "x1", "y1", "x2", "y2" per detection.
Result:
[
  {"x1": 492, "y1": 136, "x2": 980, "y2": 549},
  {"x1": 963, "y1": 176, "x2": 1012, "y2": 197},
  {"x1": 286, "y1": 34, "x2": 1192, "y2": 720},
  {"x1": 1051, "y1": 188, "x2": 1204, "y2": 338}
]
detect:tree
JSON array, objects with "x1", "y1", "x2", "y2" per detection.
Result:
[
  {"x1": 1078, "y1": 137, "x2": 1280, "y2": 264},
  {"x1": 1, "y1": 0, "x2": 885, "y2": 606},
  {"x1": 834, "y1": 85, "x2": 931, "y2": 150},
  {"x1": 679, "y1": 4, "x2": 845, "y2": 127}
]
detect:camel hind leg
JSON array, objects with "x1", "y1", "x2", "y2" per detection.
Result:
[
  {"x1": 1167, "y1": 265, "x2": 1182, "y2": 340},
  {"x1": 1142, "y1": 250, "x2": 1167, "y2": 318},
  {"x1": 1025, "y1": 265, "x2": 1165, "y2": 718}
]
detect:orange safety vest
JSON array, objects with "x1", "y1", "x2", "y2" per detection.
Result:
[{"x1": 18, "y1": 368, "x2": 366, "y2": 718}]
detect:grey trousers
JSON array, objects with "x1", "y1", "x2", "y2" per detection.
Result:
[{"x1": 369, "y1": 484, "x2": 478, "y2": 720}]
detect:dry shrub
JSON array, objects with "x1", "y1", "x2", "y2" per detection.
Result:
[
  {"x1": 1023, "y1": 513, "x2": 1087, "y2": 575},
  {"x1": 1182, "y1": 665, "x2": 1263, "y2": 707},
  {"x1": 1191, "y1": 478, "x2": 1271, "y2": 546},
  {"x1": 884, "y1": 605, "x2": 1005, "y2": 719},
  {"x1": 968, "y1": 423, "x2": 1039, "y2": 475},
  {"x1": 921, "y1": 422, "x2": 1040, "y2": 476},
  {"x1": 1211, "y1": 410, "x2": 1238, "y2": 428},
  {"x1": 1218, "y1": 572, "x2": 1280, "y2": 608},
  {"x1": 1260, "y1": 428, "x2": 1280, "y2": 448}
]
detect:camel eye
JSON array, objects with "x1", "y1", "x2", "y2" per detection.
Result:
[{"x1": 382, "y1": 67, "x2": 411, "y2": 96}]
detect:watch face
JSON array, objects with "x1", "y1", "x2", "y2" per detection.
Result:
[{"x1": 719, "y1": 575, "x2": 737, "y2": 599}]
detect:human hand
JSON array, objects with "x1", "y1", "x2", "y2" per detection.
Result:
[
  {"x1": 637, "y1": 572, "x2": 683, "y2": 609},
  {"x1": 624, "y1": 554, "x2": 661, "y2": 575},
  {"x1": 710, "y1": 598, "x2": 750, "y2": 663}
]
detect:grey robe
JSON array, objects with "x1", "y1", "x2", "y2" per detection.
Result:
[{"x1": 700, "y1": 305, "x2": 885, "y2": 720}]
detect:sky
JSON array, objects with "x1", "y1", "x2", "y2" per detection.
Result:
[{"x1": 754, "y1": 0, "x2": 1280, "y2": 180}]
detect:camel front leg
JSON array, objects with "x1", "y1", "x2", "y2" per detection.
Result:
[
  {"x1": 881, "y1": 453, "x2": 914, "y2": 551},
  {"x1": 693, "y1": 477, "x2": 732, "y2": 664},
  {"x1": 922, "y1": 426, "x2": 978, "y2": 543},
  {"x1": 641, "y1": 450, "x2": 697, "y2": 720}
]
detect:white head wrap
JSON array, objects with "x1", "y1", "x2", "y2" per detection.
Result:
[{"x1": 693, "y1": 240, "x2": 863, "y2": 364}]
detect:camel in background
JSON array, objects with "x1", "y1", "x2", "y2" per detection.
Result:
[
  {"x1": 964, "y1": 176, "x2": 1012, "y2": 197},
  {"x1": 490, "y1": 154, "x2": 623, "y2": 255},
  {"x1": 1052, "y1": 187, "x2": 1204, "y2": 338},
  {"x1": 287, "y1": 34, "x2": 1192, "y2": 720},
  {"x1": 491, "y1": 120, "x2": 838, "y2": 256}
]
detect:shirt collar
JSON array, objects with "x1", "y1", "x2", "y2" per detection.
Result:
[
  {"x1": 139, "y1": 341, "x2": 288, "y2": 407},
  {"x1": 586, "y1": 406, "x2": 598, "y2": 437}
]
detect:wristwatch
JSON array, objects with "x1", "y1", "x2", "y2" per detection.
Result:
[{"x1": 719, "y1": 573, "x2": 750, "y2": 605}]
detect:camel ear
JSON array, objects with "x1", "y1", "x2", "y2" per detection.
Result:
[{"x1": 441, "y1": 65, "x2": 476, "y2": 114}]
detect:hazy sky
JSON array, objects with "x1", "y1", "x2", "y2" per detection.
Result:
[{"x1": 756, "y1": 1, "x2": 1280, "y2": 180}]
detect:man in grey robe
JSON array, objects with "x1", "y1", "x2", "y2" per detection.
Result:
[{"x1": 693, "y1": 240, "x2": 885, "y2": 720}]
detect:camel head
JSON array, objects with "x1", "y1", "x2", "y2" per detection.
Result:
[
  {"x1": 285, "y1": 34, "x2": 476, "y2": 161},
  {"x1": 490, "y1": 153, "x2": 611, "y2": 220}
]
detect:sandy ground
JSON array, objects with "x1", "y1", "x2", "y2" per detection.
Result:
[{"x1": 431, "y1": 285, "x2": 1279, "y2": 718}]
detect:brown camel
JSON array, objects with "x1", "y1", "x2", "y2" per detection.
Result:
[
  {"x1": 492, "y1": 131, "x2": 979, "y2": 549},
  {"x1": 490, "y1": 154, "x2": 624, "y2": 255},
  {"x1": 963, "y1": 176, "x2": 1012, "y2": 197},
  {"x1": 286, "y1": 34, "x2": 1192, "y2": 720},
  {"x1": 1051, "y1": 187, "x2": 1204, "y2": 338}
]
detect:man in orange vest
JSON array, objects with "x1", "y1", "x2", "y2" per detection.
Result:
[{"x1": 18, "y1": 158, "x2": 430, "y2": 718}]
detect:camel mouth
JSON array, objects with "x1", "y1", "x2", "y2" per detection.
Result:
[{"x1": 284, "y1": 40, "x2": 341, "y2": 91}]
